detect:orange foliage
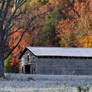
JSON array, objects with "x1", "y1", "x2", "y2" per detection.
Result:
[
  {"x1": 56, "y1": 0, "x2": 92, "y2": 47},
  {"x1": 9, "y1": 27, "x2": 31, "y2": 67}
]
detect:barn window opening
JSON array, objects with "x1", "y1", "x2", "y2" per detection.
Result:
[{"x1": 27, "y1": 55, "x2": 30, "y2": 61}]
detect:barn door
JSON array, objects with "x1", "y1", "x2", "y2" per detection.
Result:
[
  {"x1": 25, "y1": 65, "x2": 30, "y2": 74},
  {"x1": 30, "y1": 63, "x2": 36, "y2": 74},
  {"x1": 24, "y1": 64, "x2": 36, "y2": 74},
  {"x1": 30, "y1": 56, "x2": 36, "y2": 74}
]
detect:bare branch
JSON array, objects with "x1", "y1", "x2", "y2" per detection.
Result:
[
  {"x1": 0, "y1": 0, "x2": 5, "y2": 27},
  {"x1": 67, "y1": 0, "x2": 80, "y2": 17},
  {"x1": 13, "y1": 11, "x2": 24, "y2": 19},
  {"x1": 8, "y1": 27, "x2": 24, "y2": 36},
  {"x1": 4, "y1": 9, "x2": 17, "y2": 35},
  {"x1": 3, "y1": 0, "x2": 10, "y2": 17},
  {"x1": 4, "y1": 0, "x2": 26, "y2": 40},
  {"x1": 0, "y1": 0, "x2": 5, "y2": 15},
  {"x1": 15, "y1": 0, "x2": 26, "y2": 9},
  {"x1": 4, "y1": 30, "x2": 26, "y2": 59},
  {"x1": 8, "y1": 23, "x2": 15, "y2": 30}
]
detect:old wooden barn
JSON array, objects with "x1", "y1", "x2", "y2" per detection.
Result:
[{"x1": 19, "y1": 47, "x2": 92, "y2": 75}]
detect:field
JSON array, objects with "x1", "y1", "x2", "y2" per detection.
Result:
[{"x1": 0, "y1": 74, "x2": 92, "y2": 92}]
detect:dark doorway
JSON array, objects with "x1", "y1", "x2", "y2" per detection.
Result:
[{"x1": 25, "y1": 65, "x2": 30, "y2": 74}]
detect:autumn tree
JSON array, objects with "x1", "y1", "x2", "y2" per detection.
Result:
[
  {"x1": 0, "y1": 0, "x2": 27, "y2": 77},
  {"x1": 8, "y1": 0, "x2": 55, "y2": 70}
]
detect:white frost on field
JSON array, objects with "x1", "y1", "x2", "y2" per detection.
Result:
[
  {"x1": 0, "y1": 73, "x2": 92, "y2": 92},
  {"x1": 5, "y1": 73, "x2": 92, "y2": 81},
  {"x1": 0, "y1": 87, "x2": 78, "y2": 92}
]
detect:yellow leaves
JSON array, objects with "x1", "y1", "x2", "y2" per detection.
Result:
[
  {"x1": 0, "y1": 3, "x2": 1, "y2": 9},
  {"x1": 81, "y1": 35, "x2": 92, "y2": 47},
  {"x1": 11, "y1": 4, "x2": 15, "y2": 12},
  {"x1": 21, "y1": 2, "x2": 26, "y2": 11},
  {"x1": 29, "y1": 0, "x2": 42, "y2": 9},
  {"x1": 20, "y1": 0, "x2": 43, "y2": 12}
]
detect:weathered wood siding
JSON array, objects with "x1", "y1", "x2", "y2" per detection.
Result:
[
  {"x1": 19, "y1": 50, "x2": 37, "y2": 73},
  {"x1": 36, "y1": 58, "x2": 92, "y2": 75}
]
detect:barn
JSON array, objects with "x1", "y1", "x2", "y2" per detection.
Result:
[{"x1": 19, "y1": 47, "x2": 92, "y2": 75}]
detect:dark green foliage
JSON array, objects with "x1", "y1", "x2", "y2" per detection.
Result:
[
  {"x1": 4, "y1": 56, "x2": 18, "y2": 73},
  {"x1": 45, "y1": 5, "x2": 62, "y2": 26},
  {"x1": 39, "y1": 0, "x2": 49, "y2": 4},
  {"x1": 4, "y1": 55, "x2": 12, "y2": 73},
  {"x1": 39, "y1": 5, "x2": 64, "y2": 45}
]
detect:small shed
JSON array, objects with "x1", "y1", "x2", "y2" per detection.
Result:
[{"x1": 19, "y1": 47, "x2": 92, "y2": 75}]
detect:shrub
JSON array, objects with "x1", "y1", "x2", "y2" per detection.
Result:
[{"x1": 4, "y1": 56, "x2": 18, "y2": 73}]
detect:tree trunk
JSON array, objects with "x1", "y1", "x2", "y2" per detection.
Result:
[
  {"x1": 0, "y1": 40, "x2": 5, "y2": 77},
  {"x1": 0, "y1": 55, "x2": 4, "y2": 77},
  {"x1": 0, "y1": 28, "x2": 5, "y2": 77}
]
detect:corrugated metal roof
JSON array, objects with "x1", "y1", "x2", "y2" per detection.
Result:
[{"x1": 26, "y1": 47, "x2": 92, "y2": 57}]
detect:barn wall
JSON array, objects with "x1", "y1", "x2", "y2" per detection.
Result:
[
  {"x1": 19, "y1": 49, "x2": 92, "y2": 75},
  {"x1": 36, "y1": 58, "x2": 92, "y2": 75}
]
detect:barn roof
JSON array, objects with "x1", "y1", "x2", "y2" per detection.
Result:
[{"x1": 26, "y1": 47, "x2": 92, "y2": 57}]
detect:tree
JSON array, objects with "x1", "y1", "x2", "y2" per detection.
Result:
[
  {"x1": 0, "y1": 0, "x2": 26, "y2": 77},
  {"x1": 8, "y1": 0, "x2": 54, "y2": 69}
]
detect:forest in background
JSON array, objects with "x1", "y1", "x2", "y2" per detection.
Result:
[{"x1": 4, "y1": 0, "x2": 92, "y2": 72}]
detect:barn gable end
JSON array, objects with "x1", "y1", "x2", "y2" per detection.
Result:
[{"x1": 19, "y1": 49, "x2": 37, "y2": 74}]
